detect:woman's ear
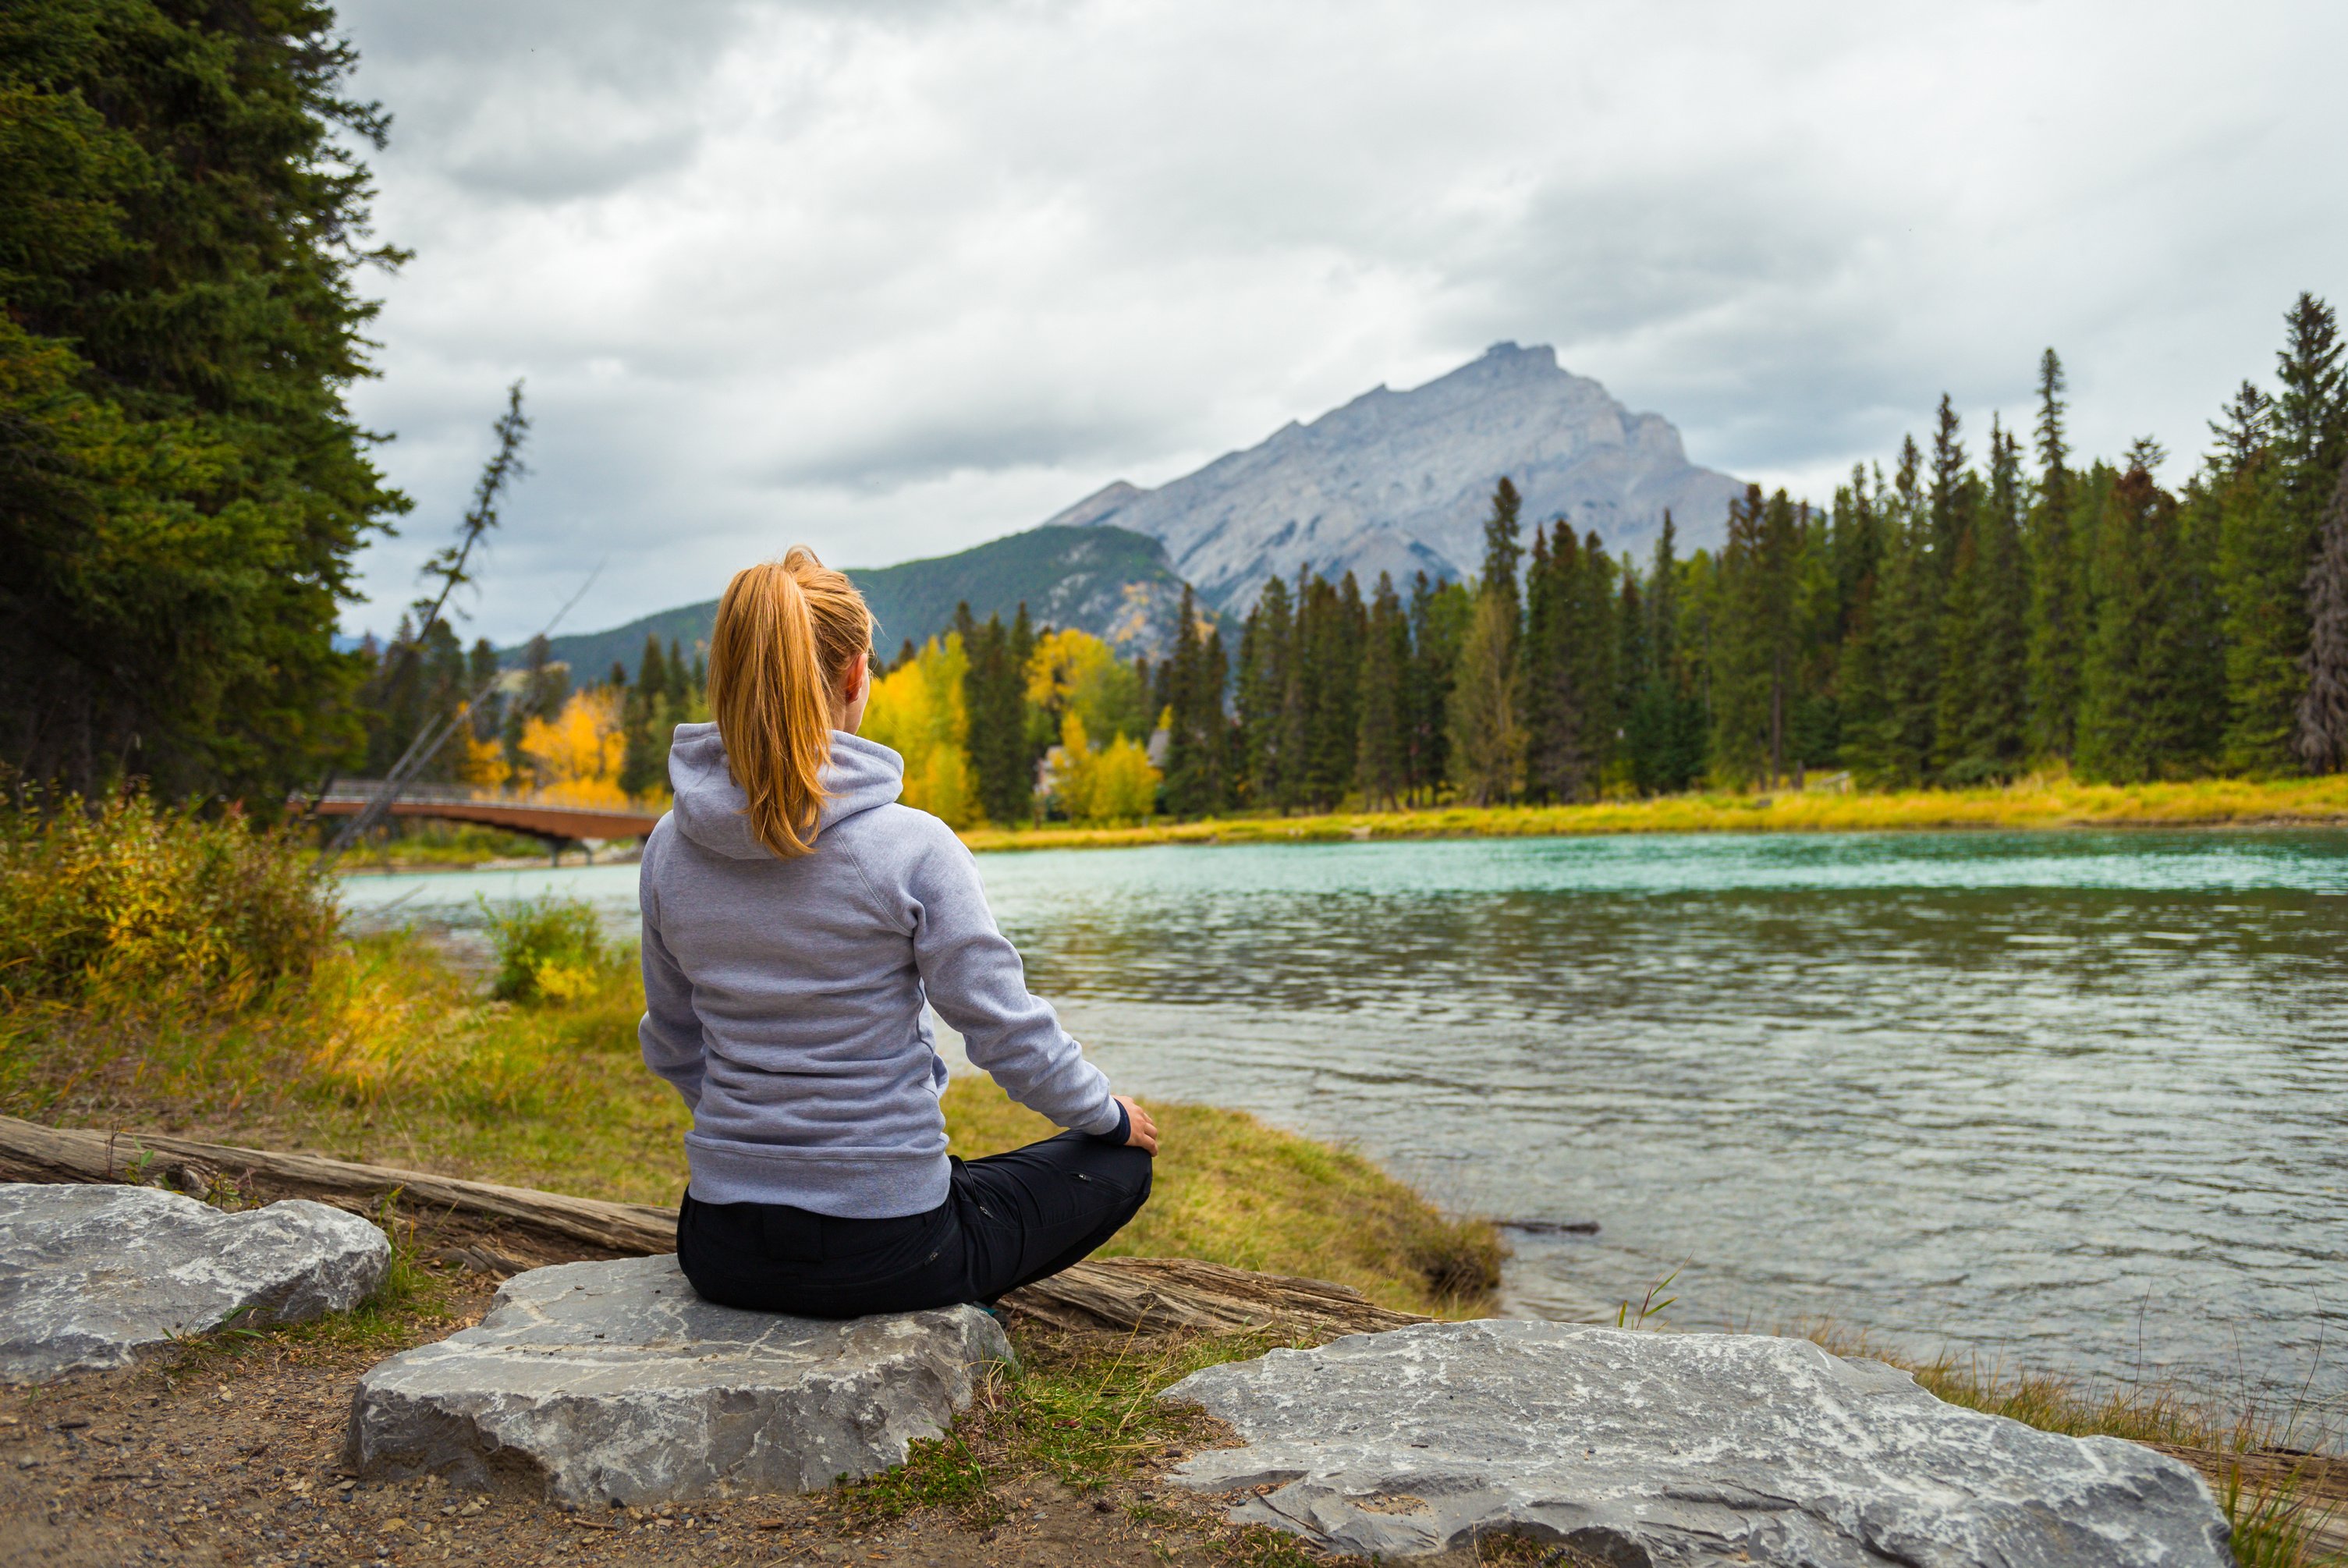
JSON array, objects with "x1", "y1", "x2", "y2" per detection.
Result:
[{"x1": 849, "y1": 649, "x2": 870, "y2": 702}]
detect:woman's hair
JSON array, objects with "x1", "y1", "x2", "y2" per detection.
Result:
[{"x1": 708, "y1": 547, "x2": 875, "y2": 859}]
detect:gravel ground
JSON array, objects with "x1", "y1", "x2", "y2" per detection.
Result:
[{"x1": 0, "y1": 1275, "x2": 1421, "y2": 1568}]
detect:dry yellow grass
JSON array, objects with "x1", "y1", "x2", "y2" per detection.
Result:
[
  {"x1": 3, "y1": 931, "x2": 1498, "y2": 1318},
  {"x1": 943, "y1": 1077, "x2": 1501, "y2": 1316},
  {"x1": 960, "y1": 773, "x2": 2348, "y2": 853}
]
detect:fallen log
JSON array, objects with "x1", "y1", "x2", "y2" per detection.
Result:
[
  {"x1": 1001, "y1": 1254, "x2": 1427, "y2": 1337},
  {"x1": 0, "y1": 1116, "x2": 1424, "y2": 1338},
  {"x1": 0, "y1": 1115, "x2": 673, "y2": 1256}
]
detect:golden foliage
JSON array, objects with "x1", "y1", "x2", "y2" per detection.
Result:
[
  {"x1": 516, "y1": 689, "x2": 626, "y2": 804},
  {"x1": 862, "y1": 634, "x2": 977, "y2": 828},
  {"x1": 1049, "y1": 711, "x2": 1159, "y2": 825}
]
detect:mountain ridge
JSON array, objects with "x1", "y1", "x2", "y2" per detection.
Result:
[
  {"x1": 1051, "y1": 342, "x2": 1741, "y2": 612},
  {"x1": 512, "y1": 525, "x2": 1190, "y2": 677}
]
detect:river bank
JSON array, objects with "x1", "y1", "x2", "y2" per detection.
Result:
[
  {"x1": 961, "y1": 773, "x2": 2348, "y2": 852},
  {"x1": 5, "y1": 803, "x2": 2343, "y2": 1561}
]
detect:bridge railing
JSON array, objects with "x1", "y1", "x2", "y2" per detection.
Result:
[{"x1": 301, "y1": 780, "x2": 662, "y2": 816}]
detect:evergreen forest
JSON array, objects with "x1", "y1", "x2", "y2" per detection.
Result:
[{"x1": 1136, "y1": 309, "x2": 2348, "y2": 816}]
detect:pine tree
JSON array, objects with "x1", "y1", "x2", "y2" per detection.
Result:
[
  {"x1": 1962, "y1": 422, "x2": 2030, "y2": 778},
  {"x1": 617, "y1": 633, "x2": 670, "y2": 798},
  {"x1": 1519, "y1": 524, "x2": 1571, "y2": 800},
  {"x1": 1357, "y1": 573, "x2": 1408, "y2": 807},
  {"x1": 2218, "y1": 297, "x2": 2345, "y2": 772},
  {"x1": 1294, "y1": 572, "x2": 1365, "y2": 807},
  {"x1": 1, "y1": 0, "x2": 410, "y2": 800},
  {"x1": 2297, "y1": 465, "x2": 2348, "y2": 772},
  {"x1": 1448, "y1": 591, "x2": 1522, "y2": 805},
  {"x1": 1235, "y1": 575, "x2": 1295, "y2": 809},
  {"x1": 1857, "y1": 446, "x2": 1938, "y2": 787},
  {"x1": 1572, "y1": 530, "x2": 1621, "y2": 789},
  {"x1": 1928, "y1": 396, "x2": 1974, "y2": 573},
  {"x1": 2026, "y1": 350, "x2": 2084, "y2": 761},
  {"x1": 1835, "y1": 472, "x2": 1888, "y2": 778},
  {"x1": 1481, "y1": 478, "x2": 1524, "y2": 622},
  {"x1": 2078, "y1": 456, "x2": 2222, "y2": 782},
  {"x1": 1162, "y1": 585, "x2": 1223, "y2": 817},
  {"x1": 1708, "y1": 485, "x2": 1772, "y2": 787},
  {"x1": 965, "y1": 613, "x2": 1031, "y2": 824},
  {"x1": 1405, "y1": 572, "x2": 1468, "y2": 802},
  {"x1": 1786, "y1": 502, "x2": 1843, "y2": 772}
]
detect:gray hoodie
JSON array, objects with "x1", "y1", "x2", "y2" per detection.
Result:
[{"x1": 638, "y1": 722, "x2": 1122, "y2": 1218}]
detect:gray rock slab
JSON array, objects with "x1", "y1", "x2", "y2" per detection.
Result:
[
  {"x1": 346, "y1": 1254, "x2": 1011, "y2": 1504},
  {"x1": 1162, "y1": 1320, "x2": 2232, "y2": 1566},
  {"x1": 0, "y1": 1182, "x2": 390, "y2": 1383}
]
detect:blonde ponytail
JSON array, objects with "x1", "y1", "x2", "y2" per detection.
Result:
[{"x1": 708, "y1": 547, "x2": 875, "y2": 858}]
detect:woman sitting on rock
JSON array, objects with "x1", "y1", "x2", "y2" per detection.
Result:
[{"x1": 638, "y1": 547, "x2": 1157, "y2": 1318}]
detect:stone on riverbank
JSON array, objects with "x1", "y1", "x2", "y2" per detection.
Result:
[
  {"x1": 1162, "y1": 1321, "x2": 2233, "y2": 1566},
  {"x1": 0, "y1": 1183, "x2": 390, "y2": 1383},
  {"x1": 346, "y1": 1254, "x2": 1010, "y2": 1504}
]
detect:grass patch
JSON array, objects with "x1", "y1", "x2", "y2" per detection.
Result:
[
  {"x1": 4, "y1": 875, "x2": 1496, "y2": 1315},
  {"x1": 946, "y1": 1078, "x2": 1502, "y2": 1315},
  {"x1": 832, "y1": 1323, "x2": 1332, "y2": 1566},
  {"x1": 1806, "y1": 1325, "x2": 2346, "y2": 1568},
  {"x1": 960, "y1": 771, "x2": 2348, "y2": 852}
]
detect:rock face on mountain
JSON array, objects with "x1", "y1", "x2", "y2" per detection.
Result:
[{"x1": 1053, "y1": 342, "x2": 1743, "y2": 614}]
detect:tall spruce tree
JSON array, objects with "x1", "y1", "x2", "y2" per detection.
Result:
[
  {"x1": 2078, "y1": 452, "x2": 2222, "y2": 782},
  {"x1": 1448, "y1": 590, "x2": 1521, "y2": 806},
  {"x1": 1161, "y1": 584, "x2": 1218, "y2": 816},
  {"x1": 1708, "y1": 485, "x2": 1773, "y2": 787},
  {"x1": 1234, "y1": 575, "x2": 1295, "y2": 809},
  {"x1": 1, "y1": 0, "x2": 411, "y2": 800},
  {"x1": 1857, "y1": 442, "x2": 1938, "y2": 786},
  {"x1": 2297, "y1": 464, "x2": 2348, "y2": 772},
  {"x1": 617, "y1": 633, "x2": 671, "y2": 798},
  {"x1": 1928, "y1": 396, "x2": 1974, "y2": 574},
  {"x1": 1357, "y1": 573, "x2": 1408, "y2": 807},
  {"x1": 1519, "y1": 524, "x2": 1572, "y2": 800},
  {"x1": 1835, "y1": 470, "x2": 1888, "y2": 778},
  {"x1": 1405, "y1": 572, "x2": 1468, "y2": 802},
  {"x1": 1482, "y1": 477, "x2": 1524, "y2": 622},
  {"x1": 1625, "y1": 514, "x2": 1702, "y2": 793},
  {"x1": 1572, "y1": 530, "x2": 1621, "y2": 790},
  {"x1": 2226, "y1": 293, "x2": 2348, "y2": 771},
  {"x1": 965, "y1": 613, "x2": 1031, "y2": 824},
  {"x1": 2026, "y1": 350, "x2": 2084, "y2": 761}
]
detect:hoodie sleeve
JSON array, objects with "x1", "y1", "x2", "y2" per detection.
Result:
[
  {"x1": 637, "y1": 851, "x2": 707, "y2": 1112},
  {"x1": 897, "y1": 822, "x2": 1123, "y2": 1138}
]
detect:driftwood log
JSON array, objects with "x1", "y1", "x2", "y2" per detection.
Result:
[{"x1": 0, "y1": 1116, "x2": 1423, "y2": 1339}]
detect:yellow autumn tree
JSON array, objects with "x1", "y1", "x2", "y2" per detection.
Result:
[
  {"x1": 517, "y1": 688, "x2": 629, "y2": 807},
  {"x1": 861, "y1": 634, "x2": 977, "y2": 828},
  {"x1": 1024, "y1": 626, "x2": 1150, "y2": 743},
  {"x1": 1049, "y1": 710, "x2": 1159, "y2": 825}
]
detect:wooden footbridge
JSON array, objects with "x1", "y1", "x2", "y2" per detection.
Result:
[{"x1": 303, "y1": 782, "x2": 661, "y2": 857}]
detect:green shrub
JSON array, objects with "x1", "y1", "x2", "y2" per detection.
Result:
[
  {"x1": 0, "y1": 789, "x2": 338, "y2": 1006},
  {"x1": 482, "y1": 896, "x2": 609, "y2": 1005}
]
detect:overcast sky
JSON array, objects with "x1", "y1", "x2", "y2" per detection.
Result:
[{"x1": 335, "y1": 0, "x2": 2346, "y2": 647}]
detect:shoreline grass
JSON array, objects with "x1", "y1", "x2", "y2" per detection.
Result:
[
  {"x1": 959, "y1": 773, "x2": 2348, "y2": 853},
  {"x1": 1, "y1": 914, "x2": 1499, "y2": 1318}
]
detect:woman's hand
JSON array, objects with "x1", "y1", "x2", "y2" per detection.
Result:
[{"x1": 1116, "y1": 1095, "x2": 1160, "y2": 1155}]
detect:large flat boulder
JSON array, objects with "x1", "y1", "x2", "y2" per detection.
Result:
[
  {"x1": 1162, "y1": 1321, "x2": 2233, "y2": 1566},
  {"x1": 0, "y1": 1183, "x2": 390, "y2": 1383},
  {"x1": 346, "y1": 1254, "x2": 1011, "y2": 1505}
]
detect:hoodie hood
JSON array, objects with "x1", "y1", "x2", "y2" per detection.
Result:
[{"x1": 666, "y1": 722, "x2": 905, "y2": 860}]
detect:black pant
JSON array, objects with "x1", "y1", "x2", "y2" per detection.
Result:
[{"x1": 676, "y1": 1130, "x2": 1152, "y2": 1318}]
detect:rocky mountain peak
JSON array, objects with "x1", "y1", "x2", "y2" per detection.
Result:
[{"x1": 1049, "y1": 343, "x2": 1740, "y2": 613}]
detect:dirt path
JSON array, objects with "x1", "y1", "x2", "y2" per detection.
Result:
[{"x1": 0, "y1": 1275, "x2": 1424, "y2": 1568}]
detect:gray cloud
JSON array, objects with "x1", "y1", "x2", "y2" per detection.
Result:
[{"x1": 335, "y1": 0, "x2": 2348, "y2": 644}]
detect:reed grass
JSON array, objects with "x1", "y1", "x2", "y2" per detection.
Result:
[{"x1": 960, "y1": 772, "x2": 2348, "y2": 853}]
